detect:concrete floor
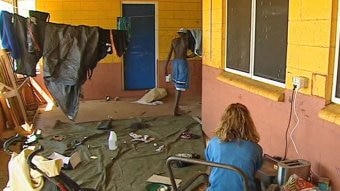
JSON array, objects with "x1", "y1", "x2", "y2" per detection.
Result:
[{"x1": 0, "y1": 96, "x2": 202, "y2": 189}]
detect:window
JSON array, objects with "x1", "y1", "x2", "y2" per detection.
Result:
[
  {"x1": 0, "y1": 1, "x2": 12, "y2": 12},
  {"x1": 0, "y1": 0, "x2": 38, "y2": 73},
  {"x1": 0, "y1": 0, "x2": 35, "y2": 16},
  {"x1": 0, "y1": 1, "x2": 13, "y2": 49},
  {"x1": 226, "y1": 0, "x2": 289, "y2": 87},
  {"x1": 0, "y1": 0, "x2": 36, "y2": 48},
  {"x1": 17, "y1": 0, "x2": 35, "y2": 17},
  {"x1": 332, "y1": 4, "x2": 340, "y2": 104}
]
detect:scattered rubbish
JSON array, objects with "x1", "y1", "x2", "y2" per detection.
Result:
[
  {"x1": 48, "y1": 151, "x2": 81, "y2": 170},
  {"x1": 105, "y1": 96, "x2": 111, "y2": 101},
  {"x1": 96, "y1": 118, "x2": 113, "y2": 130},
  {"x1": 139, "y1": 111, "x2": 147, "y2": 116},
  {"x1": 146, "y1": 183, "x2": 169, "y2": 191},
  {"x1": 25, "y1": 136, "x2": 37, "y2": 144},
  {"x1": 21, "y1": 123, "x2": 34, "y2": 132},
  {"x1": 129, "y1": 122, "x2": 149, "y2": 131},
  {"x1": 129, "y1": 132, "x2": 155, "y2": 143},
  {"x1": 155, "y1": 145, "x2": 165, "y2": 152},
  {"x1": 129, "y1": 132, "x2": 142, "y2": 139},
  {"x1": 180, "y1": 132, "x2": 201, "y2": 140},
  {"x1": 25, "y1": 129, "x2": 43, "y2": 144},
  {"x1": 90, "y1": 156, "x2": 98, "y2": 160},
  {"x1": 146, "y1": 174, "x2": 181, "y2": 187},
  {"x1": 171, "y1": 153, "x2": 200, "y2": 168},
  {"x1": 87, "y1": 145, "x2": 101, "y2": 149},
  {"x1": 113, "y1": 97, "x2": 119, "y2": 101},
  {"x1": 165, "y1": 74, "x2": 171, "y2": 82},
  {"x1": 26, "y1": 134, "x2": 39, "y2": 144},
  {"x1": 65, "y1": 132, "x2": 107, "y2": 152},
  {"x1": 52, "y1": 135, "x2": 65, "y2": 141}
]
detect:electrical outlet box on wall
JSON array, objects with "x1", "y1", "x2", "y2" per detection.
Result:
[{"x1": 292, "y1": 76, "x2": 308, "y2": 89}]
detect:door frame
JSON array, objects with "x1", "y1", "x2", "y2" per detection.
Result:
[{"x1": 121, "y1": 1, "x2": 159, "y2": 89}]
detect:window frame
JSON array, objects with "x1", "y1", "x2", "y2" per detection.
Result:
[
  {"x1": 0, "y1": 1, "x2": 14, "y2": 50},
  {"x1": 0, "y1": 0, "x2": 38, "y2": 73},
  {"x1": 331, "y1": 3, "x2": 340, "y2": 104},
  {"x1": 225, "y1": 0, "x2": 287, "y2": 88}
]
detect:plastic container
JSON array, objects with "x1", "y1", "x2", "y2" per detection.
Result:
[
  {"x1": 165, "y1": 74, "x2": 171, "y2": 82},
  {"x1": 108, "y1": 130, "x2": 117, "y2": 150}
]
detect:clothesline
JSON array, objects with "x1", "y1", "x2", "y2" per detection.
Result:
[{"x1": 0, "y1": 10, "x2": 130, "y2": 120}]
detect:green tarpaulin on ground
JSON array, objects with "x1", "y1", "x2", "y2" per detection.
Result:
[{"x1": 38, "y1": 115, "x2": 207, "y2": 191}]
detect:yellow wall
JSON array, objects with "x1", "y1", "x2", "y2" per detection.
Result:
[
  {"x1": 202, "y1": 0, "x2": 224, "y2": 68},
  {"x1": 202, "y1": 0, "x2": 338, "y2": 99},
  {"x1": 287, "y1": 0, "x2": 334, "y2": 97},
  {"x1": 36, "y1": 0, "x2": 202, "y2": 63}
]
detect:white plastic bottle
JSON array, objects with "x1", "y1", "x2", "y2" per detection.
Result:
[{"x1": 108, "y1": 130, "x2": 117, "y2": 150}]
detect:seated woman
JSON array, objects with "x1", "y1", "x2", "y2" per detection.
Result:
[{"x1": 205, "y1": 103, "x2": 263, "y2": 191}]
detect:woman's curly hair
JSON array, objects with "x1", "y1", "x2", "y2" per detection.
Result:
[{"x1": 215, "y1": 103, "x2": 260, "y2": 143}]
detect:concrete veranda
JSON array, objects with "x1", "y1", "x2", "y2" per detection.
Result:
[{"x1": 0, "y1": 96, "x2": 202, "y2": 189}]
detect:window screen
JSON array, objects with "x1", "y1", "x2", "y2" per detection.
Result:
[
  {"x1": 254, "y1": 0, "x2": 288, "y2": 83},
  {"x1": 227, "y1": 0, "x2": 251, "y2": 73},
  {"x1": 226, "y1": 0, "x2": 288, "y2": 85}
]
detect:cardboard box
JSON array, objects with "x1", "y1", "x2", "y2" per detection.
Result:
[{"x1": 48, "y1": 151, "x2": 81, "y2": 170}]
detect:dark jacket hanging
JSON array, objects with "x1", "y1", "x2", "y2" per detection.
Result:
[
  {"x1": 12, "y1": 14, "x2": 46, "y2": 76},
  {"x1": 112, "y1": 30, "x2": 129, "y2": 57},
  {"x1": 43, "y1": 23, "x2": 111, "y2": 120}
]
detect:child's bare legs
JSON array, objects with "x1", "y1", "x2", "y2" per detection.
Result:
[{"x1": 173, "y1": 90, "x2": 182, "y2": 116}]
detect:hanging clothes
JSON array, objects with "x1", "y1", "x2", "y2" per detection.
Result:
[
  {"x1": 26, "y1": 10, "x2": 50, "y2": 54},
  {"x1": 111, "y1": 30, "x2": 129, "y2": 57},
  {"x1": 0, "y1": 11, "x2": 49, "y2": 76},
  {"x1": 117, "y1": 17, "x2": 131, "y2": 41},
  {"x1": 1, "y1": 10, "x2": 128, "y2": 120},
  {"x1": 188, "y1": 29, "x2": 202, "y2": 57},
  {"x1": 12, "y1": 13, "x2": 46, "y2": 76},
  {"x1": 98, "y1": 28, "x2": 116, "y2": 59},
  {"x1": 43, "y1": 23, "x2": 113, "y2": 120},
  {"x1": 29, "y1": 10, "x2": 50, "y2": 22},
  {"x1": 0, "y1": 11, "x2": 20, "y2": 59}
]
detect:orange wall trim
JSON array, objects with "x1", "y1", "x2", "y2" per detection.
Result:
[{"x1": 34, "y1": 60, "x2": 202, "y2": 101}]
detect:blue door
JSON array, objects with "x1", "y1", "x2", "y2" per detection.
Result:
[{"x1": 123, "y1": 4, "x2": 155, "y2": 90}]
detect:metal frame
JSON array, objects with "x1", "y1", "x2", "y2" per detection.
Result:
[{"x1": 166, "y1": 156, "x2": 250, "y2": 191}]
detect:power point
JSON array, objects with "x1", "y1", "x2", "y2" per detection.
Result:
[{"x1": 292, "y1": 76, "x2": 308, "y2": 89}]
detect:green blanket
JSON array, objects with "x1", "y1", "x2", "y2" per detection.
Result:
[{"x1": 38, "y1": 115, "x2": 207, "y2": 191}]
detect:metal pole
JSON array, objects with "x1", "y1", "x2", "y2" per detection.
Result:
[{"x1": 166, "y1": 156, "x2": 250, "y2": 191}]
